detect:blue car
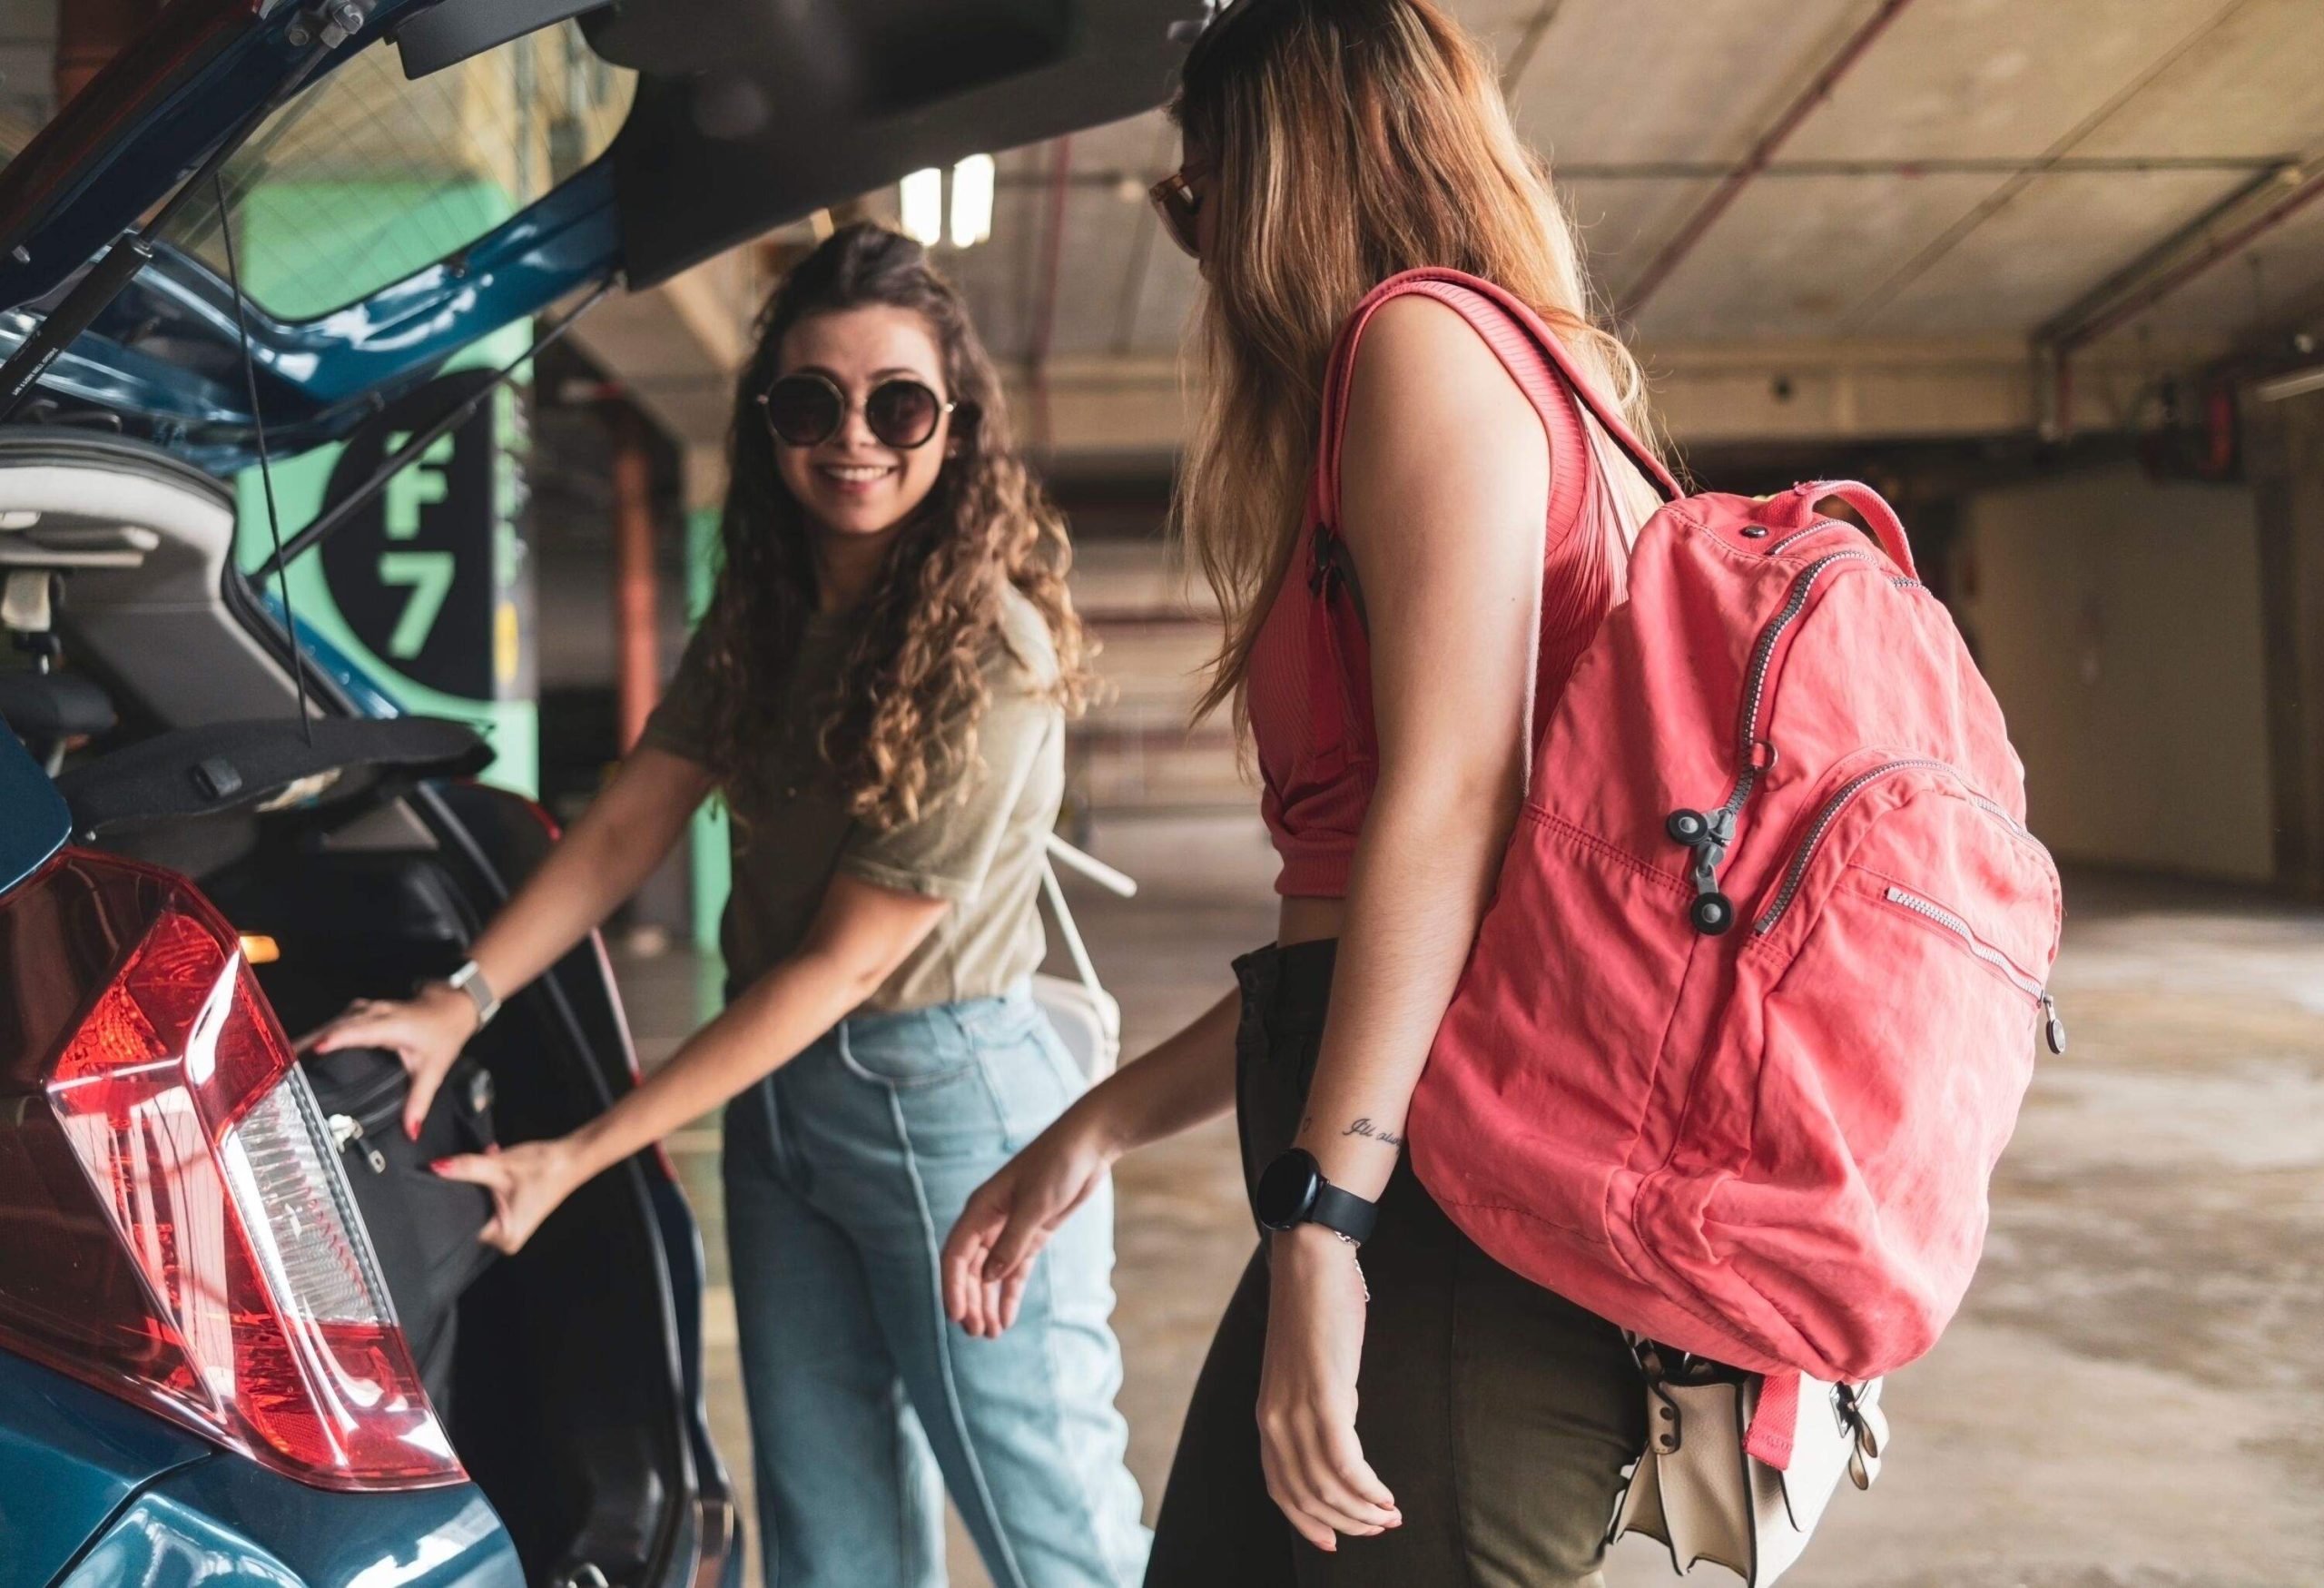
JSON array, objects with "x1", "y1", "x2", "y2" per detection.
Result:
[{"x1": 0, "y1": 3, "x2": 1194, "y2": 1586}]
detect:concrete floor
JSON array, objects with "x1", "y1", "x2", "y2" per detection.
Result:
[{"x1": 615, "y1": 812, "x2": 2324, "y2": 1588}]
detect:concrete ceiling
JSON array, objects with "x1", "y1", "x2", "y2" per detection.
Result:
[{"x1": 929, "y1": 0, "x2": 2324, "y2": 457}]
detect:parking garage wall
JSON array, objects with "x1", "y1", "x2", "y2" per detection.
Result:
[{"x1": 1955, "y1": 466, "x2": 2272, "y2": 883}]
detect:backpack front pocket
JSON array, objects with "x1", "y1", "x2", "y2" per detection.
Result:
[{"x1": 1683, "y1": 775, "x2": 2061, "y2": 1380}]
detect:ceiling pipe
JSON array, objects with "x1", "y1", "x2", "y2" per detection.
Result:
[
  {"x1": 2173, "y1": 275, "x2": 2324, "y2": 419},
  {"x1": 1026, "y1": 135, "x2": 1074, "y2": 456},
  {"x1": 2051, "y1": 164, "x2": 2324, "y2": 360},
  {"x1": 1615, "y1": 0, "x2": 1919, "y2": 322},
  {"x1": 1497, "y1": 0, "x2": 1566, "y2": 100},
  {"x1": 2041, "y1": 162, "x2": 2324, "y2": 434},
  {"x1": 1837, "y1": 0, "x2": 2256, "y2": 337}
]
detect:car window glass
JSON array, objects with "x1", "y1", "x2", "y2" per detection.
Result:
[
  {"x1": 154, "y1": 23, "x2": 635, "y2": 321},
  {"x1": 0, "y1": 111, "x2": 36, "y2": 165},
  {"x1": 0, "y1": 0, "x2": 64, "y2": 170}
]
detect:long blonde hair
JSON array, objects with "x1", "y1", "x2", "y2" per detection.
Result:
[{"x1": 1171, "y1": 0, "x2": 1665, "y2": 725}]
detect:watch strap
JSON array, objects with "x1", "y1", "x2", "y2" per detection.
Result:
[
  {"x1": 446, "y1": 960, "x2": 499, "y2": 1030},
  {"x1": 1308, "y1": 1179, "x2": 1379, "y2": 1246}
]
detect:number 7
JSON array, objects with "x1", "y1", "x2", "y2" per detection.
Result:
[{"x1": 379, "y1": 551, "x2": 456, "y2": 659}]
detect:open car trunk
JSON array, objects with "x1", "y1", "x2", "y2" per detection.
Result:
[
  {"x1": 4, "y1": 430, "x2": 732, "y2": 1588},
  {"x1": 0, "y1": 0, "x2": 1204, "y2": 466},
  {"x1": 590, "y1": 0, "x2": 1202, "y2": 288},
  {"x1": 0, "y1": 0, "x2": 1210, "y2": 1574},
  {"x1": 203, "y1": 781, "x2": 709, "y2": 1588}
]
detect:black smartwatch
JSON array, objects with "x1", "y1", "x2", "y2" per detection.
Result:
[{"x1": 1254, "y1": 1148, "x2": 1379, "y2": 1246}]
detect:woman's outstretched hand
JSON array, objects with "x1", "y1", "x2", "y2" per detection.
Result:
[
  {"x1": 1258, "y1": 1226, "x2": 1401, "y2": 1551},
  {"x1": 302, "y1": 984, "x2": 479, "y2": 1141},
  {"x1": 430, "y1": 1139, "x2": 586, "y2": 1256},
  {"x1": 941, "y1": 1107, "x2": 1117, "y2": 1337}
]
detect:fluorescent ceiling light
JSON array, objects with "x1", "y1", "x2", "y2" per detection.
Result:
[
  {"x1": 900, "y1": 167, "x2": 944, "y2": 247},
  {"x1": 2254, "y1": 364, "x2": 2324, "y2": 403},
  {"x1": 951, "y1": 154, "x2": 995, "y2": 249}
]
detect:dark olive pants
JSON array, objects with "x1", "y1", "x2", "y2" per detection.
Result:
[{"x1": 1145, "y1": 940, "x2": 1644, "y2": 1588}]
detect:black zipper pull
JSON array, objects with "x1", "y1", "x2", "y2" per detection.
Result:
[
  {"x1": 1666, "y1": 808, "x2": 1736, "y2": 935},
  {"x1": 2039, "y1": 991, "x2": 2066, "y2": 1055}
]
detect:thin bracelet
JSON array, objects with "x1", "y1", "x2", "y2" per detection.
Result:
[{"x1": 1333, "y1": 1229, "x2": 1370, "y2": 1304}]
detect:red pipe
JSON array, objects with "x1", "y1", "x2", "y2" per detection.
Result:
[
  {"x1": 2204, "y1": 380, "x2": 2238, "y2": 480},
  {"x1": 609, "y1": 405, "x2": 659, "y2": 754},
  {"x1": 1617, "y1": 0, "x2": 1920, "y2": 321}
]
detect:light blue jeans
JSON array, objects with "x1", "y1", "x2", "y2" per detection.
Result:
[{"x1": 722, "y1": 985, "x2": 1150, "y2": 1588}]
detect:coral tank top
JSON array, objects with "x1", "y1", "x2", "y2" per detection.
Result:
[{"x1": 1247, "y1": 270, "x2": 1627, "y2": 898}]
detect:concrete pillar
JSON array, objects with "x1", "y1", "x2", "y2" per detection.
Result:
[{"x1": 2248, "y1": 388, "x2": 2324, "y2": 897}]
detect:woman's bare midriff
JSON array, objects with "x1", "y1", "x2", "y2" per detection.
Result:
[{"x1": 1277, "y1": 895, "x2": 1346, "y2": 948}]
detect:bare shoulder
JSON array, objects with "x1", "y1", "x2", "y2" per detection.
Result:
[
  {"x1": 1339, "y1": 291, "x2": 1546, "y2": 520},
  {"x1": 1354, "y1": 291, "x2": 1502, "y2": 374}
]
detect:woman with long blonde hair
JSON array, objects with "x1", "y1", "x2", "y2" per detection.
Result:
[
  {"x1": 944, "y1": 2, "x2": 1665, "y2": 1582},
  {"x1": 312, "y1": 223, "x2": 1151, "y2": 1588}
]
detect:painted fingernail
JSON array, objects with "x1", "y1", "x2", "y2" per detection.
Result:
[
  {"x1": 406, "y1": 1119, "x2": 420, "y2": 1141},
  {"x1": 428, "y1": 1158, "x2": 454, "y2": 1171}
]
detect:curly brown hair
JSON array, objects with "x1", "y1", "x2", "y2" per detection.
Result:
[{"x1": 694, "y1": 222, "x2": 1095, "y2": 830}]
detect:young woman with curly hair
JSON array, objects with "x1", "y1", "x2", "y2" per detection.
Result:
[
  {"x1": 944, "y1": 3, "x2": 1669, "y2": 1583},
  {"x1": 310, "y1": 222, "x2": 1151, "y2": 1588}
]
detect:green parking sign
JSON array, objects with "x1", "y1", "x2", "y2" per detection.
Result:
[{"x1": 321, "y1": 370, "x2": 506, "y2": 699}]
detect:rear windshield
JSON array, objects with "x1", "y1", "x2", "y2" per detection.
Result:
[
  {"x1": 155, "y1": 23, "x2": 635, "y2": 321},
  {"x1": 0, "y1": 112, "x2": 36, "y2": 165},
  {"x1": 0, "y1": 2, "x2": 63, "y2": 165}
]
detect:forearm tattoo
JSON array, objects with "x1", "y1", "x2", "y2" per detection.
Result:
[{"x1": 1339, "y1": 1116, "x2": 1404, "y2": 1149}]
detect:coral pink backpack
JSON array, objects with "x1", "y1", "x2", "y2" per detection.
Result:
[{"x1": 1320, "y1": 271, "x2": 2063, "y2": 1388}]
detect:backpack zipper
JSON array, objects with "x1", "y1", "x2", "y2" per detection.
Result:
[
  {"x1": 1752, "y1": 758, "x2": 2034, "y2": 936},
  {"x1": 1761, "y1": 515, "x2": 1923, "y2": 588},
  {"x1": 1881, "y1": 885, "x2": 2066, "y2": 1054},
  {"x1": 1730, "y1": 550, "x2": 1879, "y2": 781},
  {"x1": 1666, "y1": 549, "x2": 1881, "y2": 933},
  {"x1": 1766, "y1": 520, "x2": 1846, "y2": 554}
]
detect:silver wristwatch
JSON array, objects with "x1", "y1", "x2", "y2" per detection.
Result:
[{"x1": 445, "y1": 959, "x2": 501, "y2": 1031}]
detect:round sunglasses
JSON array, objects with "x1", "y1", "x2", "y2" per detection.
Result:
[
  {"x1": 1148, "y1": 169, "x2": 1203, "y2": 260},
  {"x1": 756, "y1": 371, "x2": 957, "y2": 450}
]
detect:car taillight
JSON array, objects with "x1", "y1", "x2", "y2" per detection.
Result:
[{"x1": 0, "y1": 849, "x2": 459, "y2": 1490}]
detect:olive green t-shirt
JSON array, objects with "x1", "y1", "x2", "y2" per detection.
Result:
[{"x1": 638, "y1": 588, "x2": 1063, "y2": 1013}]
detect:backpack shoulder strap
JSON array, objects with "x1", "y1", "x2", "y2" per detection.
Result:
[{"x1": 1311, "y1": 267, "x2": 1679, "y2": 546}]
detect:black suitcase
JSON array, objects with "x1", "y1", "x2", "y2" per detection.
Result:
[{"x1": 302, "y1": 1045, "x2": 498, "y2": 1419}]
